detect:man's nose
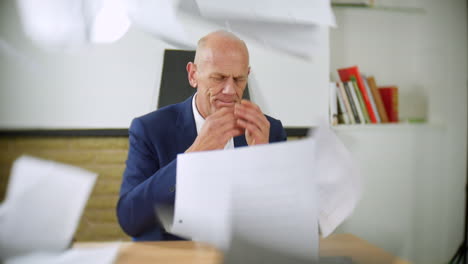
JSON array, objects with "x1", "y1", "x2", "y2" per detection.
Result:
[{"x1": 222, "y1": 77, "x2": 236, "y2": 95}]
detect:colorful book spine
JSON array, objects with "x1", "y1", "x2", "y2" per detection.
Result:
[
  {"x1": 329, "y1": 82, "x2": 339, "y2": 125},
  {"x1": 366, "y1": 76, "x2": 389, "y2": 123},
  {"x1": 343, "y1": 81, "x2": 361, "y2": 124},
  {"x1": 337, "y1": 66, "x2": 378, "y2": 123},
  {"x1": 379, "y1": 86, "x2": 399, "y2": 122},
  {"x1": 350, "y1": 77, "x2": 370, "y2": 123},
  {"x1": 335, "y1": 82, "x2": 350, "y2": 124},
  {"x1": 362, "y1": 74, "x2": 381, "y2": 123},
  {"x1": 348, "y1": 81, "x2": 365, "y2": 124},
  {"x1": 337, "y1": 82, "x2": 355, "y2": 124}
]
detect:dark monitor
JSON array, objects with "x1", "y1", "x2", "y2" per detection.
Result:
[{"x1": 157, "y1": 49, "x2": 250, "y2": 109}]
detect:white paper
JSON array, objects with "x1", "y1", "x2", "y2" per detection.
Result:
[
  {"x1": 173, "y1": 124, "x2": 362, "y2": 256},
  {"x1": 174, "y1": 138, "x2": 319, "y2": 260},
  {"x1": 16, "y1": 0, "x2": 335, "y2": 58},
  {"x1": 196, "y1": 0, "x2": 336, "y2": 26},
  {"x1": 228, "y1": 139, "x2": 318, "y2": 261},
  {"x1": 0, "y1": 156, "x2": 98, "y2": 260},
  {"x1": 311, "y1": 125, "x2": 362, "y2": 237},
  {"x1": 173, "y1": 149, "x2": 233, "y2": 249},
  {"x1": 179, "y1": 0, "x2": 334, "y2": 59},
  {"x1": 5, "y1": 243, "x2": 120, "y2": 264},
  {"x1": 90, "y1": 0, "x2": 131, "y2": 43},
  {"x1": 221, "y1": 19, "x2": 322, "y2": 59},
  {"x1": 16, "y1": 0, "x2": 101, "y2": 49},
  {"x1": 124, "y1": 0, "x2": 193, "y2": 48}
]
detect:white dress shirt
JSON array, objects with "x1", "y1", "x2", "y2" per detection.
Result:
[{"x1": 192, "y1": 93, "x2": 235, "y2": 150}]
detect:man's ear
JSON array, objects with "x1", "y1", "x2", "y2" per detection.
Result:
[{"x1": 186, "y1": 62, "x2": 197, "y2": 88}]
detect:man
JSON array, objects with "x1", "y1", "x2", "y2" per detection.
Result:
[{"x1": 117, "y1": 30, "x2": 287, "y2": 241}]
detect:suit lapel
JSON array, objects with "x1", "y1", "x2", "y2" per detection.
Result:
[{"x1": 176, "y1": 96, "x2": 197, "y2": 153}]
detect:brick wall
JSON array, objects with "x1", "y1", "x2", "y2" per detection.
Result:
[{"x1": 0, "y1": 136, "x2": 131, "y2": 242}]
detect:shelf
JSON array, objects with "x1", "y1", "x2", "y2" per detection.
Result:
[
  {"x1": 331, "y1": 4, "x2": 426, "y2": 14},
  {"x1": 331, "y1": 122, "x2": 446, "y2": 131}
]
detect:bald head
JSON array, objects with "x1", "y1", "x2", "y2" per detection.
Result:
[
  {"x1": 186, "y1": 30, "x2": 251, "y2": 118},
  {"x1": 194, "y1": 30, "x2": 249, "y2": 66}
]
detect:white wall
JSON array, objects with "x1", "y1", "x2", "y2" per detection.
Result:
[
  {"x1": 0, "y1": 0, "x2": 329, "y2": 129},
  {"x1": 0, "y1": 1, "x2": 174, "y2": 129},
  {"x1": 331, "y1": 0, "x2": 467, "y2": 262},
  {"x1": 335, "y1": 125, "x2": 448, "y2": 262}
]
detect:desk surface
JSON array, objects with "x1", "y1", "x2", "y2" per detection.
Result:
[{"x1": 76, "y1": 234, "x2": 410, "y2": 264}]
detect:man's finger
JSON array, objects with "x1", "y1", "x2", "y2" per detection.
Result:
[
  {"x1": 234, "y1": 104, "x2": 268, "y2": 132},
  {"x1": 237, "y1": 119, "x2": 268, "y2": 145},
  {"x1": 209, "y1": 107, "x2": 234, "y2": 119},
  {"x1": 240, "y1": 99, "x2": 261, "y2": 111},
  {"x1": 207, "y1": 110, "x2": 237, "y2": 128}
]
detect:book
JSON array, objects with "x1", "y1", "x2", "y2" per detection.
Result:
[
  {"x1": 348, "y1": 80, "x2": 366, "y2": 124},
  {"x1": 379, "y1": 86, "x2": 399, "y2": 122},
  {"x1": 343, "y1": 81, "x2": 361, "y2": 124},
  {"x1": 336, "y1": 93, "x2": 347, "y2": 124},
  {"x1": 335, "y1": 82, "x2": 350, "y2": 124},
  {"x1": 337, "y1": 82, "x2": 355, "y2": 124},
  {"x1": 366, "y1": 76, "x2": 389, "y2": 123},
  {"x1": 361, "y1": 74, "x2": 381, "y2": 123},
  {"x1": 350, "y1": 77, "x2": 370, "y2": 123},
  {"x1": 329, "y1": 82, "x2": 339, "y2": 125},
  {"x1": 337, "y1": 66, "x2": 378, "y2": 123}
]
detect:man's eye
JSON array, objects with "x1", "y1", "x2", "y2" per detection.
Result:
[
  {"x1": 235, "y1": 78, "x2": 246, "y2": 83},
  {"x1": 211, "y1": 76, "x2": 224, "y2": 81}
]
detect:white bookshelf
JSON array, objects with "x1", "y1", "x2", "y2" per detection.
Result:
[{"x1": 329, "y1": 1, "x2": 467, "y2": 263}]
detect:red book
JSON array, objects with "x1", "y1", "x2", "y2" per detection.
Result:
[
  {"x1": 379, "y1": 86, "x2": 399, "y2": 122},
  {"x1": 337, "y1": 66, "x2": 378, "y2": 123}
]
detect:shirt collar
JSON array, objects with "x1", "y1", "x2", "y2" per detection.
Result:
[{"x1": 192, "y1": 93, "x2": 205, "y2": 135}]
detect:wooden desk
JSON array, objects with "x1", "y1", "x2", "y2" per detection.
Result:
[
  {"x1": 76, "y1": 234, "x2": 410, "y2": 264},
  {"x1": 319, "y1": 234, "x2": 410, "y2": 264}
]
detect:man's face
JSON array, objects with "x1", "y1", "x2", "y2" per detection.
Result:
[{"x1": 189, "y1": 45, "x2": 250, "y2": 118}]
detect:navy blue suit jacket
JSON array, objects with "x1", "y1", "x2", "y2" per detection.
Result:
[{"x1": 117, "y1": 96, "x2": 287, "y2": 241}]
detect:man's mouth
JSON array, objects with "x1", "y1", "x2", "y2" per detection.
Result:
[{"x1": 215, "y1": 99, "x2": 236, "y2": 108}]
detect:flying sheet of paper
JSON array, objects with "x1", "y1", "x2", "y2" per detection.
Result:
[
  {"x1": 173, "y1": 138, "x2": 319, "y2": 260},
  {"x1": 16, "y1": 0, "x2": 101, "y2": 49},
  {"x1": 17, "y1": 0, "x2": 131, "y2": 46},
  {"x1": 195, "y1": 0, "x2": 336, "y2": 26},
  {"x1": 172, "y1": 147, "x2": 235, "y2": 249},
  {"x1": 220, "y1": 19, "x2": 322, "y2": 59},
  {"x1": 124, "y1": 0, "x2": 193, "y2": 48},
  {"x1": 4, "y1": 243, "x2": 120, "y2": 264},
  {"x1": 16, "y1": 0, "x2": 335, "y2": 58},
  {"x1": 90, "y1": 0, "x2": 131, "y2": 43},
  {"x1": 226, "y1": 139, "x2": 319, "y2": 262},
  {"x1": 177, "y1": 0, "x2": 332, "y2": 59},
  {"x1": 172, "y1": 125, "x2": 361, "y2": 254},
  {"x1": 311, "y1": 125, "x2": 362, "y2": 237},
  {"x1": 0, "y1": 156, "x2": 98, "y2": 260}
]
